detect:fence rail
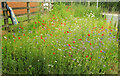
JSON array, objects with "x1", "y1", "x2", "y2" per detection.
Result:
[{"x1": 0, "y1": 2, "x2": 53, "y2": 30}]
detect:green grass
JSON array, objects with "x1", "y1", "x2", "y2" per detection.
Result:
[
  {"x1": 1, "y1": 3, "x2": 118, "y2": 74},
  {"x1": 0, "y1": 15, "x2": 37, "y2": 26}
]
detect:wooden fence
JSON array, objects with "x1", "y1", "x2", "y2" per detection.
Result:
[{"x1": 0, "y1": 2, "x2": 54, "y2": 30}]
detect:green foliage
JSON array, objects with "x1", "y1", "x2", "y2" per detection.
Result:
[{"x1": 2, "y1": 3, "x2": 118, "y2": 74}]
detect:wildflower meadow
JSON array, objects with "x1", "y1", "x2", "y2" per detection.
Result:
[{"x1": 1, "y1": 3, "x2": 118, "y2": 74}]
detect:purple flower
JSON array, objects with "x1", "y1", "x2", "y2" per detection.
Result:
[
  {"x1": 109, "y1": 32, "x2": 111, "y2": 34},
  {"x1": 45, "y1": 37, "x2": 47, "y2": 39},
  {"x1": 113, "y1": 36, "x2": 115, "y2": 38},
  {"x1": 108, "y1": 38, "x2": 111, "y2": 41}
]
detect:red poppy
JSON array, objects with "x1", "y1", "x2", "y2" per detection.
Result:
[
  {"x1": 67, "y1": 31, "x2": 69, "y2": 33},
  {"x1": 22, "y1": 27, "x2": 24, "y2": 29},
  {"x1": 110, "y1": 21, "x2": 111, "y2": 23},
  {"x1": 53, "y1": 52, "x2": 55, "y2": 54},
  {"x1": 68, "y1": 44, "x2": 71, "y2": 47},
  {"x1": 19, "y1": 27, "x2": 21, "y2": 28},
  {"x1": 71, "y1": 8, "x2": 72, "y2": 10},
  {"x1": 34, "y1": 27, "x2": 35, "y2": 29},
  {"x1": 43, "y1": 40, "x2": 45, "y2": 42},
  {"x1": 50, "y1": 34, "x2": 52, "y2": 36},
  {"x1": 70, "y1": 31, "x2": 71, "y2": 33},
  {"x1": 61, "y1": 23, "x2": 63, "y2": 25},
  {"x1": 18, "y1": 37, "x2": 21, "y2": 40},
  {"x1": 73, "y1": 41, "x2": 75, "y2": 43},
  {"x1": 100, "y1": 50, "x2": 102, "y2": 53},
  {"x1": 64, "y1": 32, "x2": 66, "y2": 33},
  {"x1": 2, "y1": 47, "x2": 3, "y2": 49},
  {"x1": 43, "y1": 20, "x2": 44, "y2": 22},
  {"x1": 23, "y1": 34, "x2": 25, "y2": 36},
  {"x1": 90, "y1": 43, "x2": 92, "y2": 45},
  {"x1": 93, "y1": 27, "x2": 96, "y2": 29},
  {"x1": 78, "y1": 38, "x2": 82, "y2": 40},
  {"x1": 101, "y1": 26, "x2": 103, "y2": 29},
  {"x1": 35, "y1": 22, "x2": 37, "y2": 24},
  {"x1": 38, "y1": 21, "x2": 40, "y2": 23},
  {"x1": 90, "y1": 58, "x2": 91, "y2": 60},
  {"x1": 64, "y1": 23, "x2": 66, "y2": 26},
  {"x1": 109, "y1": 26, "x2": 111, "y2": 28},
  {"x1": 105, "y1": 18, "x2": 106, "y2": 20},
  {"x1": 53, "y1": 17, "x2": 55, "y2": 19},
  {"x1": 41, "y1": 36, "x2": 43, "y2": 39},
  {"x1": 88, "y1": 34, "x2": 90, "y2": 36},
  {"x1": 86, "y1": 56, "x2": 88, "y2": 58},
  {"x1": 14, "y1": 40, "x2": 15, "y2": 42},
  {"x1": 42, "y1": 23, "x2": 45, "y2": 25},
  {"x1": 111, "y1": 30, "x2": 112, "y2": 31},
  {"x1": 102, "y1": 34, "x2": 104, "y2": 36}
]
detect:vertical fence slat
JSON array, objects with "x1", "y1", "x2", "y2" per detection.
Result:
[
  {"x1": 42, "y1": 2, "x2": 44, "y2": 13},
  {"x1": 2, "y1": 2, "x2": 9, "y2": 30},
  {"x1": 27, "y1": 2, "x2": 30, "y2": 22}
]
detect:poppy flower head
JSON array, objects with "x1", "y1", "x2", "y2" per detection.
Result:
[
  {"x1": 73, "y1": 41, "x2": 75, "y2": 43},
  {"x1": 90, "y1": 58, "x2": 91, "y2": 60},
  {"x1": 90, "y1": 43, "x2": 92, "y2": 45},
  {"x1": 86, "y1": 55, "x2": 88, "y2": 58},
  {"x1": 88, "y1": 34, "x2": 90, "y2": 36},
  {"x1": 68, "y1": 44, "x2": 71, "y2": 47},
  {"x1": 41, "y1": 36, "x2": 43, "y2": 39},
  {"x1": 18, "y1": 37, "x2": 21, "y2": 40},
  {"x1": 53, "y1": 52, "x2": 55, "y2": 54},
  {"x1": 67, "y1": 31, "x2": 69, "y2": 33},
  {"x1": 78, "y1": 38, "x2": 82, "y2": 40},
  {"x1": 102, "y1": 34, "x2": 104, "y2": 36},
  {"x1": 35, "y1": 22, "x2": 37, "y2": 24}
]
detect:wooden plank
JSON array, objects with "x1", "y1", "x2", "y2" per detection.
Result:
[
  {"x1": 27, "y1": 2, "x2": 30, "y2": 22},
  {"x1": 12, "y1": 6, "x2": 41, "y2": 10},
  {"x1": 30, "y1": 11, "x2": 39, "y2": 14},
  {"x1": 15, "y1": 13, "x2": 27, "y2": 16}
]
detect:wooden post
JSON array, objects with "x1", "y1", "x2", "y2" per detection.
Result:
[
  {"x1": 51, "y1": 0, "x2": 54, "y2": 10},
  {"x1": 2, "y1": 2, "x2": 9, "y2": 30},
  {"x1": 88, "y1": 1, "x2": 90, "y2": 7},
  {"x1": 71, "y1": 1, "x2": 72, "y2": 6},
  {"x1": 42, "y1": 2, "x2": 44, "y2": 13},
  {"x1": 27, "y1": 2, "x2": 30, "y2": 22}
]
